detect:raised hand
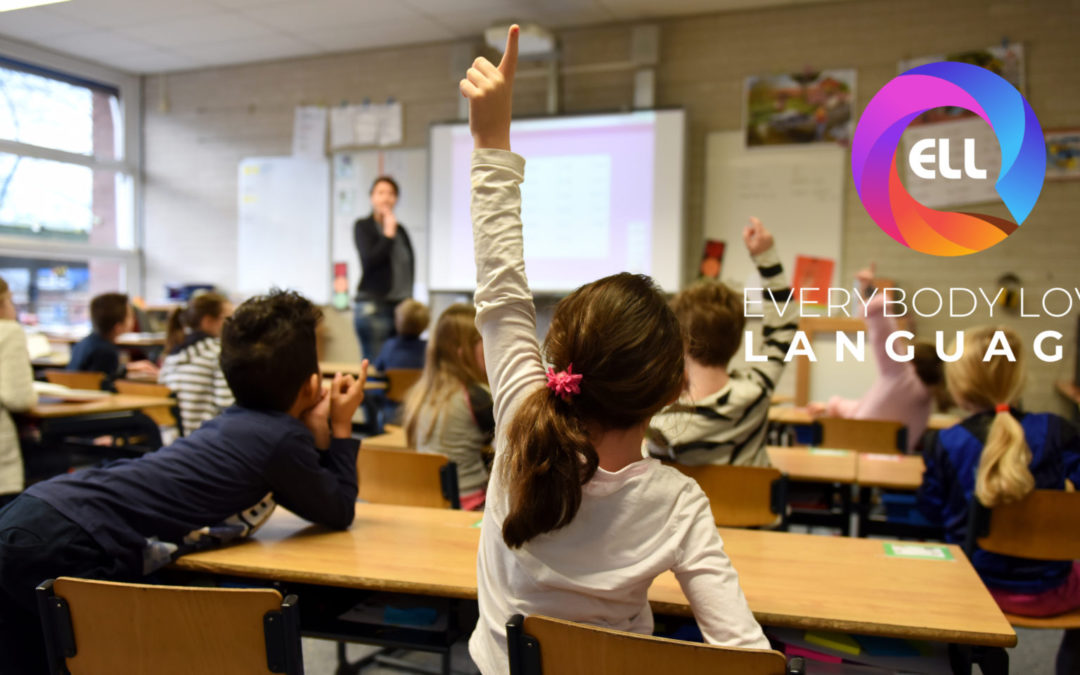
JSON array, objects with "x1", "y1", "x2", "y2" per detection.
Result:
[
  {"x1": 855, "y1": 262, "x2": 876, "y2": 289},
  {"x1": 742, "y1": 216, "x2": 775, "y2": 256},
  {"x1": 330, "y1": 360, "x2": 369, "y2": 439},
  {"x1": 459, "y1": 25, "x2": 519, "y2": 150}
]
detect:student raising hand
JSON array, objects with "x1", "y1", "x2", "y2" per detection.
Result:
[
  {"x1": 459, "y1": 24, "x2": 519, "y2": 150},
  {"x1": 330, "y1": 361, "x2": 368, "y2": 439},
  {"x1": 741, "y1": 216, "x2": 774, "y2": 256}
]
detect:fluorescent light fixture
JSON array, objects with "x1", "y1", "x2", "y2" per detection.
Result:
[{"x1": 0, "y1": 0, "x2": 71, "y2": 12}]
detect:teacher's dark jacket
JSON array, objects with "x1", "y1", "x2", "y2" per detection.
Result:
[{"x1": 353, "y1": 214, "x2": 415, "y2": 300}]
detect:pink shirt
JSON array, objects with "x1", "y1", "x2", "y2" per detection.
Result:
[{"x1": 825, "y1": 294, "x2": 932, "y2": 452}]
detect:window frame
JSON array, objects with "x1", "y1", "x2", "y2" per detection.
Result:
[{"x1": 0, "y1": 35, "x2": 142, "y2": 299}]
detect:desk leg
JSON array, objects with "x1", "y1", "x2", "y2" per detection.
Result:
[
  {"x1": 948, "y1": 643, "x2": 1009, "y2": 675},
  {"x1": 840, "y1": 485, "x2": 852, "y2": 537}
]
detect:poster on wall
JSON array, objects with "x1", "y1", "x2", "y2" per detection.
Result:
[
  {"x1": 898, "y1": 43, "x2": 1025, "y2": 127},
  {"x1": 1045, "y1": 129, "x2": 1080, "y2": 181},
  {"x1": 744, "y1": 69, "x2": 855, "y2": 147}
]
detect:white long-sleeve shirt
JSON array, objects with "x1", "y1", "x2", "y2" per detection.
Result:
[
  {"x1": 467, "y1": 148, "x2": 768, "y2": 675},
  {"x1": 0, "y1": 322, "x2": 37, "y2": 494}
]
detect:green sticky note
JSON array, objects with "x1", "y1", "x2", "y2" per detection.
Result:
[
  {"x1": 471, "y1": 518, "x2": 483, "y2": 528},
  {"x1": 809, "y1": 448, "x2": 850, "y2": 456},
  {"x1": 883, "y1": 543, "x2": 953, "y2": 560}
]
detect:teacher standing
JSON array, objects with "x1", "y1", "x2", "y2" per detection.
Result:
[{"x1": 353, "y1": 175, "x2": 414, "y2": 361}]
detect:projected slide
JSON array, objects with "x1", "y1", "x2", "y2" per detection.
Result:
[{"x1": 429, "y1": 110, "x2": 684, "y2": 293}]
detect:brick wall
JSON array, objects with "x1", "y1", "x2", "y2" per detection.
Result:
[{"x1": 143, "y1": 0, "x2": 1080, "y2": 412}]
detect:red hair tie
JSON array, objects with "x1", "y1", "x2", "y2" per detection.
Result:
[
  {"x1": 995, "y1": 403, "x2": 1010, "y2": 414},
  {"x1": 546, "y1": 364, "x2": 583, "y2": 402}
]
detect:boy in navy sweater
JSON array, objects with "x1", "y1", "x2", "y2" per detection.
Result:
[
  {"x1": 67, "y1": 292, "x2": 157, "y2": 390},
  {"x1": 0, "y1": 290, "x2": 368, "y2": 674}
]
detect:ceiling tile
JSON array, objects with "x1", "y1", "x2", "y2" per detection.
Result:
[
  {"x1": 302, "y1": 17, "x2": 453, "y2": 53},
  {"x1": 46, "y1": 0, "x2": 219, "y2": 29},
  {"x1": 0, "y1": 6, "x2": 89, "y2": 39},
  {"x1": 175, "y1": 33, "x2": 316, "y2": 66},
  {"x1": 113, "y1": 11, "x2": 278, "y2": 48},
  {"x1": 29, "y1": 29, "x2": 155, "y2": 59},
  {"x1": 241, "y1": 0, "x2": 418, "y2": 32}
]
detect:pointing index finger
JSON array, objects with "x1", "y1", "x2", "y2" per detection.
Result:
[{"x1": 498, "y1": 24, "x2": 519, "y2": 80}]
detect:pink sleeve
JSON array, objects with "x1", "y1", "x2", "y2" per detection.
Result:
[{"x1": 862, "y1": 293, "x2": 904, "y2": 376}]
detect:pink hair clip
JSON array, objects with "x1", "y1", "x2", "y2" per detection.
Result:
[{"x1": 546, "y1": 363, "x2": 583, "y2": 402}]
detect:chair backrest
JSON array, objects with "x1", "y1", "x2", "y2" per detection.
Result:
[
  {"x1": 663, "y1": 462, "x2": 787, "y2": 528},
  {"x1": 45, "y1": 370, "x2": 105, "y2": 391},
  {"x1": 357, "y1": 447, "x2": 460, "y2": 509},
  {"x1": 816, "y1": 417, "x2": 906, "y2": 454},
  {"x1": 384, "y1": 368, "x2": 422, "y2": 404},
  {"x1": 113, "y1": 380, "x2": 179, "y2": 430},
  {"x1": 36, "y1": 577, "x2": 301, "y2": 675},
  {"x1": 507, "y1": 615, "x2": 795, "y2": 675},
  {"x1": 964, "y1": 489, "x2": 1080, "y2": 561}
]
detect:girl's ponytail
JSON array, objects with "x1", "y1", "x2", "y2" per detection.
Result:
[
  {"x1": 975, "y1": 406, "x2": 1035, "y2": 507},
  {"x1": 501, "y1": 387, "x2": 598, "y2": 548},
  {"x1": 165, "y1": 305, "x2": 187, "y2": 353}
]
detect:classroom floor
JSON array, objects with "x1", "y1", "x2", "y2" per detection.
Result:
[{"x1": 300, "y1": 628, "x2": 1063, "y2": 673}]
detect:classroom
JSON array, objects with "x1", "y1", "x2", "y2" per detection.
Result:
[{"x1": 0, "y1": 0, "x2": 1078, "y2": 673}]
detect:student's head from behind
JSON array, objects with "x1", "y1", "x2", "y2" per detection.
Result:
[
  {"x1": 165, "y1": 291, "x2": 234, "y2": 352},
  {"x1": 0, "y1": 276, "x2": 14, "y2": 321},
  {"x1": 946, "y1": 326, "x2": 1033, "y2": 508},
  {"x1": 220, "y1": 290, "x2": 322, "y2": 414},
  {"x1": 670, "y1": 281, "x2": 745, "y2": 369},
  {"x1": 912, "y1": 341, "x2": 949, "y2": 409},
  {"x1": 369, "y1": 176, "x2": 399, "y2": 215},
  {"x1": 403, "y1": 304, "x2": 485, "y2": 444},
  {"x1": 394, "y1": 299, "x2": 430, "y2": 339},
  {"x1": 501, "y1": 273, "x2": 684, "y2": 549},
  {"x1": 90, "y1": 293, "x2": 133, "y2": 339}
]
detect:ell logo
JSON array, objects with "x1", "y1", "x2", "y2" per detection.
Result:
[{"x1": 851, "y1": 61, "x2": 1046, "y2": 256}]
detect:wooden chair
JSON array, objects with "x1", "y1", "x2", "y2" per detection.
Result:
[
  {"x1": 815, "y1": 417, "x2": 906, "y2": 454},
  {"x1": 36, "y1": 577, "x2": 302, "y2": 675},
  {"x1": 113, "y1": 379, "x2": 182, "y2": 434},
  {"x1": 357, "y1": 447, "x2": 460, "y2": 509},
  {"x1": 663, "y1": 462, "x2": 788, "y2": 529},
  {"x1": 44, "y1": 370, "x2": 105, "y2": 391},
  {"x1": 965, "y1": 489, "x2": 1080, "y2": 630},
  {"x1": 384, "y1": 368, "x2": 422, "y2": 404},
  {"x1": 506, "y1": 614, "x2": 803, "y2": 675}
]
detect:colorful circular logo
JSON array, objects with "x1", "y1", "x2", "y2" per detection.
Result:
[{"x1": 851, "y1": 61, "x2": 1045, "y2": 256}]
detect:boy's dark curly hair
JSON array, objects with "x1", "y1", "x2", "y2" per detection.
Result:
[{"x1": 220, "y1": 289, "x2": 322, "y2": 412}]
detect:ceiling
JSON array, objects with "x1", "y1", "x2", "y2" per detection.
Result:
[{"x1": 0, "y1": 0, "x2": 837, "y2": 75}]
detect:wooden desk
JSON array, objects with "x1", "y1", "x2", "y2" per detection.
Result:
[
  {"x1": 766, "y1": 446, "x2": 856, "y2": 483},
  {"x1": 856, "y1": 453, "x2": 925, "y2": 490},
  {"x1": 31, "y1": 354, "x2": 71, "y2": 368},
  {"x1": 174, "y1": 503, "x2": 1014, "y2": 648},
  {"x1": 768, "y1": 407, "x2": 960, "y2": 431},
  {"x1": 27, "y1": 394, "x2": 176, "y2": 420},
  {"x1": 42, "y1": 332, "x2": 166, "y2": 348},
  {"x1": 321, "y1": 361, "x2": 369, "y2": 377},
  {"x1": 363, "y1": 425, "x2": 408, "y2": 450}
]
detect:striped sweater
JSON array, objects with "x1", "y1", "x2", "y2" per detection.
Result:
[
  {"x1": 159, "y1": 332, "x2": 234, "y2": 436},
  {"x1": 646, "y1": 247, "x2": 797, "y2": 466}
]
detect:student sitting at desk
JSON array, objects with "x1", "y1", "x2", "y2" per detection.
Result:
[
  {"x1": 645, "y1": 219, "x2": 797, "y2": 467},
  {"x1": 373, "y1": 298, "x2": 429, "y2": 373},
  {"x1": 807, "y1": 265, "x2": 944, "y2": 453},
  {"x1": 0, "y1": 290, "x2": 367, "y2": 674},
  {"x1": 0, "y1": 276, "x2": 37, "y2": 509},
  {"x1": 67, "y1": 292, "x2": 158, "y2": 390},
  {"x1": 917, "y1": 327, "x2": 1080, "y2": 673},
  {"x1": 461, "y1": 27, "x2": 768, "y2": 674},
  {"x1": 159, "y1": 292, "x2": 235, "y2": 435},
  {"x1": 402, "y1": 303, "x2": 493, "y2": 511}
]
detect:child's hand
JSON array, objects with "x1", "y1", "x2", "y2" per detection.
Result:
[
  {"x1": 855, "y1": 262, "x2": 876, "y2": 289},
  {"x1": 301, "y1": 386, "x2": 331, "y2": 450},
  {"x1": 742, "y1": 217, "x2": 774, "y2": 256},
  {"x1": 459, "y1": 24, "x2": 519, "y2": 151},
  {"x1": 806, "y1": 401, "x2": 827, "y2": 418},
  {"x1": 330, "y1": 360, "x2": 368, "y2": 439},
  {"x1": 127, "y1": 359, "x2": 159, "y2": 376}
]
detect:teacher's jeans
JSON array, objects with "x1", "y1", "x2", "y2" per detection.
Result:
[{"x1": 353, "y1": 300, "x2": 396, "y2": 362}]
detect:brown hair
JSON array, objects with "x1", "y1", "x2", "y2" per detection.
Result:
[
  {"x1": 912, "y1": 341, "x2": 950, "y2": 410},
  {"x1": 670, "y1": 281, "x2": 745, "y2": 367},
  {"x1": 500, "y1": 273, "x2": 684, "y2": 549},
  {"x1": 394, "y1": 299, "x2": 430, "y2": 338},
  {"x1": 0, "y1": 276, "x2": 8, "y2": 296},
  {"x1": 165, "y1": 292, "x2": 229, "y2": 353},
  {"x1": 90, "y1": 293, "x2": 129, "y2": 336},
  {"x1": 945, "y1": 327, "x2": 1033, "y2": 507},
  {"x1": 403, "y1": 304, "x2": 486, "y2": 446},
  {"x1": 370, "y1": 175, "x2": 399, "y2": 197}
]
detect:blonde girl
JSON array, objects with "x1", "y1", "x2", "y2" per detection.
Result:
[
  {"x1": 918, "y1": 327, "x2": 1080, "y2": 673},
  {"x1": 460, "y1": 26, "x2": 768, "y2": 675},
  {"x1": 0, "y1": 276, "x2": 36, "y2": 506},
  {"x1": 402, "y1": 304, "x2": 493, "y2": 510}
]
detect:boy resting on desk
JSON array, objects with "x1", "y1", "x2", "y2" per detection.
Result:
[
  {"x1": 0, "y1": 290, "x2": 367, "y2": 675},
  {"x1": 67, "y1": 292, "x2": 158, "y2": 390}
]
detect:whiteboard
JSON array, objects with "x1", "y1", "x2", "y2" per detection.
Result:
[
  {"x1": 704, "y1": 131, "x2": 846, "y2": 298},
  {"x1": 237, "y1": 157, "x2": 330, "y2": 303},
  {"x1": 331, "y1": 148, "x2": 428, "y2": 303}
]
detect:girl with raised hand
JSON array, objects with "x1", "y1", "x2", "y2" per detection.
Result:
[{"x1": 460, "y1": 25, "x2": 769, "y2": 675}]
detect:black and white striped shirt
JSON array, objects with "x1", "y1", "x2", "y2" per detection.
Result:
[
  {"x1": 159, "y1": 332, "x2": 234, "y2": 436},
  {"x1": 647, "y1": 247, "x2": 797, "y2": 466}
]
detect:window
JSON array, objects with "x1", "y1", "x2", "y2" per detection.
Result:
[{"x1": 0, "y1": 43, "x2": 140, "y2": 330}]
